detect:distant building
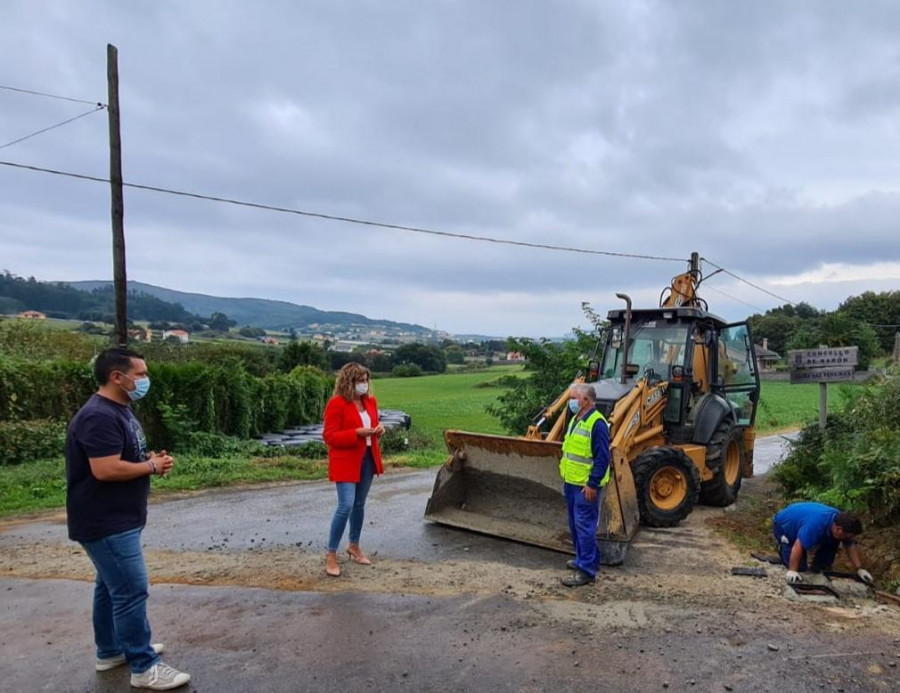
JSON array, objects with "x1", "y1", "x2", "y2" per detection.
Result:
[
  {"x1": 128, "y1": 327, "x2": 152, "y2": 343},
  {"x1": 260, "y1": 336, "x2": 280, "y2": 346},
  {"x1": 755, "y1": 338, "x2": 780, "y2": 372},
  {"x1": 505, "y1": 351, "x2": 525, "y2": 363},
  {"x1": 17, "y1": 310, "x2": 46, "y2": 320},
  {"x1": 162, "y1": 329, "x2": 190, "y2": 344}
]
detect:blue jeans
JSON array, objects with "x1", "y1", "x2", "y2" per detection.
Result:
[
  {"x1": 81, "y1": 527, "x2": 159, "y2": 674},
  {"x1": 564, "y1": 482, "x2": 600, "y2": 578},
  {"x1": 328, "y1": 450, "x2": 376, "y2": 551}
]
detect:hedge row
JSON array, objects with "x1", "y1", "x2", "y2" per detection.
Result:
[
  {"x1": 0, "y1": 355, "x2": 333, "y2": 455},
  {"x1": 0, "y1": 419, "x2": 67, "y2": 466}
]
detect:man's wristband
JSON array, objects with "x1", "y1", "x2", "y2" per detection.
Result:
[{"x1": 147, "y1": 460, "x2": 157, "y2": 476}]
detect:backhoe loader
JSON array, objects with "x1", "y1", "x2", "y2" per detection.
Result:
[{"x1": 425, "y1": 253, "x2": 761, "y2": 565}]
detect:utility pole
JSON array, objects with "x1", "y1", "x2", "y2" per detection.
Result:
[{"x1": 107, "y1": 43, "x2": 127, "y2": 347}]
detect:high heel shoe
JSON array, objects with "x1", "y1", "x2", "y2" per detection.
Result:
[
  {"x1": 347, "y1": 547, "x2": 372, "y2": 565},
  {"x1": 325, "y1": 553, "x2": 341, "y2": 577}
]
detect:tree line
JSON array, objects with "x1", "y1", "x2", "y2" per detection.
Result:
[{"x1": 749, "y1": 290, "x2": 900, "y2": 368}]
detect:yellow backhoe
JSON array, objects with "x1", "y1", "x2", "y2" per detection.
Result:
[{"x1": 425, "y1": 253, "x2": 761, "y2": 564}]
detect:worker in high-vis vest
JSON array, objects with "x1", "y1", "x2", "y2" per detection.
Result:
[{"x1": 559, "y1": 383, "x2": 610, "y2": 587}]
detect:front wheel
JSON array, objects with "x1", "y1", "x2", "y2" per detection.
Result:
[
  {"x1": 700, "y1": 420, "x2": 745, "y2": 507},
  {"x1": 632, "y1": 447, "x2": 701, "y2": 527}
]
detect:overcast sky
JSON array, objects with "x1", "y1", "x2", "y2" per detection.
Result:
[{"x1": 2, "y1": 1, "x2": 899, "y2": 336}]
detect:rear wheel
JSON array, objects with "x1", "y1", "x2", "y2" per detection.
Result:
[
  {"x1": 700, "y1": 420, "x2": 745, "y2": 507},
  {"x1": 632, "y1": 447, "x2": 700, "y2": 527}
]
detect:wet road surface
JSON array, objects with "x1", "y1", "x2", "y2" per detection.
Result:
[{"x1": 5, "y1": 431, "x2": 899, "y2": 693}]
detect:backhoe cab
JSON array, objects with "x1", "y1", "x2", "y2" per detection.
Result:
[{"x1": 425, "y1": 252, "x2": 761, "y2": 565}]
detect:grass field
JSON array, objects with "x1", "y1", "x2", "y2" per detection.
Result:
[
  {"x1": 374, "y1": 365, "x2": 523, "y2": 437},
  {"x1": 376, "y1": 369, "x2": 858, "y2": 438},
  {"x1": 0, "y1": 367, "x2": 859, "y2": 517}
]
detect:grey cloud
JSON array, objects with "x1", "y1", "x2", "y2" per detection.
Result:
[{"x1": 2, "y1": 1, "x2": 900, "y2": 335}]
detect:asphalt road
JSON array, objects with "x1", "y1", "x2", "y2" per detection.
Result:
[{"x1": 5, "y1": 431, "x2": 900, "y2": 693}]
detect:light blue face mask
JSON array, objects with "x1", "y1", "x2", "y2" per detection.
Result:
[
  {"x1": 568, "y1": 398, "x2": 580, "y2": 414},
  {"x1": 121, "y1": 374, "x2": 151, "y2": 401}
]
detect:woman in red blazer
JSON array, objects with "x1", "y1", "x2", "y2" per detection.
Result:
[{"x1": 323, "y1": 362, "x2": 385, "y2": 577}]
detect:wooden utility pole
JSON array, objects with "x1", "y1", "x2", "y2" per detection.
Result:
[{"x1": 107, "y1": 43, "x2": 127, "y2": 347}]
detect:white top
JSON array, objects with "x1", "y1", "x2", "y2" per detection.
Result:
[{"x1": 359, "y1": 409, "x2": 372, "y2": 446}]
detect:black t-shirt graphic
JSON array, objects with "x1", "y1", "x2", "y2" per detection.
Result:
[{"x1": 65, "y1": 394, "x2": 150, "y2": 542}]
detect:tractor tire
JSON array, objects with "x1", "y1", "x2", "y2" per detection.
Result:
[
  {"x1": 632, "y1": 447, "x2": 701, "y2": 528},
  {"x1": 700, "y1": 419, "x2": 745, "y2": 507}
]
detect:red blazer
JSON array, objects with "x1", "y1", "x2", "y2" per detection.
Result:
[{"x1": 323, "y1": 394, "x2": 384, "y2": 482}]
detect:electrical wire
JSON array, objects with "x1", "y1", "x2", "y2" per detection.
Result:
[
  {"x1": 700, "y1": 283, "x2": 767, "y2": 313},
  {"x1": 701, "y1": 256, "x2": 797, "y2": 307},
  {"x1": 0, "y1": 159, "x2": 688, "y2": 262},
  {"x1": 0, "y1": 84, "x2": 105, "y2": 107},
  {"x1": 0, "y1": 106, "x2": 106, "y2": 151}
]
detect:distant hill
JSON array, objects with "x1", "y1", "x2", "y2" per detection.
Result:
[{"x1": 67, "y1": 280, "x2": 431, "y2": 333}]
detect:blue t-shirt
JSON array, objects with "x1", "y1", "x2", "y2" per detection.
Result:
[
  {"x1": 65, "y1": 394, "x2": 150, "y2": 542},
  {"x1": 773, "y1": 502, "x2": 850, "y2": 551}
]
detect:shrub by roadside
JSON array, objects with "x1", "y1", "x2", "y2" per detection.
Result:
[
  {"x1": 0, "y1": 420, "x2": 66, "y2": 466},
  {"x1": 769, "y1": 376, "x2": 900, "y2": 591}
]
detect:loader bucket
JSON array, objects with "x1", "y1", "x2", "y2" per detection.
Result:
[{"x1": 424, "y1": 431, "x2": 641, "y2": 565}]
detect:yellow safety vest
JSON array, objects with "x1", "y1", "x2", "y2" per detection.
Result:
[{"x1": 560, "y1": 409, "x2": 610, "y2": 487}]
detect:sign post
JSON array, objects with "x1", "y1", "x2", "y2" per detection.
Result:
[{"x1": 788, "y1": 347, "x2": 858, "y2": 431}]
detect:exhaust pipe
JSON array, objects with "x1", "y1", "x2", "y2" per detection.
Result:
[{"x1": 615, "y1": 293, "x2": 632, "y2": 385}]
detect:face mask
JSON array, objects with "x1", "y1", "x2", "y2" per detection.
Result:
[
  {"x1": 355, "y1": 382, "x2": 369, "y2": 396},
  {"x1": 120, "y1": 374, "x2": 151, "y2": 401},
  {"x1": 568, "y1": 398, "x2": 580, "y2": 414}
]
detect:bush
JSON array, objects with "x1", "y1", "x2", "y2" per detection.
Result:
[
  {"x1": 0, "y1": 419, "x2": 66, "y2": 466},
  {"x1": 0, "y1": 320, "x2": 102, "y2": 362},
  {"x1": 0, "y1": 355, "x2": 332, "y2": 454},
  {"x1": 486, "y1": 332, "x2": 597, "y2": 434},
  {"x1": 391, "y1": 364, "x2": 423, "y2": 378},
  {"x1": 773, "y1": 378, "x2": 900, "y2": 525},
  {"x1": 0, "y1": 355, "x2": 96, "y2": 422},
  {"x1": 379, "y1": 427, "x2": 409, "y2": 454},
  {"x1": 178, "y1": 431, "x2": 267, "y2": 458},
  {"x1": 258, "y1": 441, "x2": 327, "y2": 459}
]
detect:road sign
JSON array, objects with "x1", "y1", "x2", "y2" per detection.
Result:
[
  {"x1": 788, "y1": 345, "x2": 859, "y2": 430},
  {"x1": 788, "y1": 347, "x2": 858, "y2": 369},
  {"x1": 789, "y1": 367, "x2": 857, "y2": 384}
]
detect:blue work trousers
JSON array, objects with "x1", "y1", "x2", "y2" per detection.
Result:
[
  {"x1": 81, "y1": 527, "x2": 159, "y2": 674},
  {"x1": 772, "y1": 523, "x2": 839, "y2": 572},
  {"x1": 328, "y1": 449, "x2": 376, "y2": 551},
  {"x1": 564, "y1": 482, "x2": 600, "y2": 578}
]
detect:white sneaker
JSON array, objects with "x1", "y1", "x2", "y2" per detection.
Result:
[
  {"x1": 130, "y1": 661, "x2": 190, "y2": 690},
  {"x1": 96, "y1": 643, "x2": 165, "y2": 671}
]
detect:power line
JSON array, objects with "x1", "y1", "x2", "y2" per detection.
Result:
[
  {"x1": 0, "y1": 106, "x2": 105, "y2": 151},
  {"x1": 700, "y1": 283, "x2": 767, "y2": 313},
  {"x1": 0, "y1": 159, "x2": 688, "y2": 263},
  {"x1": 701, "y1": 256, "x2": 798, "y2": 307},
  {"x1": 0, "y1": 84, "x2": 105, "y2": 107}
]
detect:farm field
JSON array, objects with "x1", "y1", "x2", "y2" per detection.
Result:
[{"x1": 374, "y1": 365, "x2": 524, "y2": 437}]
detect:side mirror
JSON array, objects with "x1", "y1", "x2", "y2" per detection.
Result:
[{"x1": 626, "y1": 363, "x2": 640, "y2": 377}]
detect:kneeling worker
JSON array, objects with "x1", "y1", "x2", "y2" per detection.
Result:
[
  {"x1": 772, "y1": 501, "x2": 873, "y2": 585},
  {"x1": 560, "y1": 383, "x2": 610, "y2": 587}
]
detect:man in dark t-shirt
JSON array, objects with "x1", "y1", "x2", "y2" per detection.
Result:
[{"x1": 66, "y1": 347, "x2": 190, "y2": 690}]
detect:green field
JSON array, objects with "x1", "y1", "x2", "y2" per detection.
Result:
[
  {"x1": 376, "y1": 369, "x2": 857, "y2": 438},
  {"x1": 374, "y1": 366, "x2": 522, "y2": 437}
]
